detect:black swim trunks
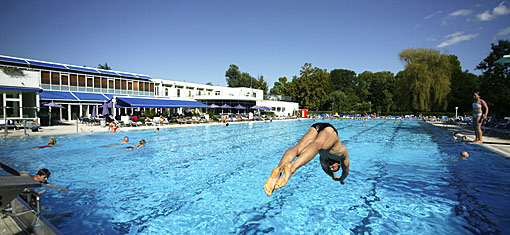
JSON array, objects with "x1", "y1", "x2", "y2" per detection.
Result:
[{"x1": 311, "y1": 123, "x2": 338, "y2": 136}]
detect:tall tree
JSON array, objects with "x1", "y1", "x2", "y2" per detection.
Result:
[
  {"x1": 330, "y1": 69, "x2": 356, "y2": 91},
  {"x1": 447, "y1": 55, "x2": 479, "y2": 116},
  {"x1": 476, "y1": 40, "x2": 510, "y2": 117},
  {"x1": 398, "y1": 48, "x2": 452, "y2": 112},
  {"x1": 225, "y1": 64, "x2": 257, "y2": 88},
  {"x1": 326, "y1": 90, "x2": 349, "y2": 112},
  {"x1": 270, "y1": 77, "x2": 288, "y2": 95},
  {"x1": 287, "y1": 63, "x2": 331, "y2": 111},
  {"x1": 98, "y1": 62, "x2": 111, "y2": 70},
  {"x1": 256, "y1": 75, "x2": 268, "y2": 95}
]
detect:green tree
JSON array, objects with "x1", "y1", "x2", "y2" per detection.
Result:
[
  {"x1": 476, "y1": 40, "x2": 510, "y2": 117},
  {"x1": 398, "y1": 48, "x2": 452, "y2": 112},
  {"x1": 288, "y1": 63, "x2": 331, "y2": 111},
  {"x1": 225, "y1": 64, "x2": 257, "y2": 88},
  {"x1": 326, "y1": 90, "x2": 349, "y2": 112},
  {"x1": 98, "y1": 62, "x2": 111, "y2": 70},
  {"x1": 270, "y1": 77, "x2": 288, "y2": 95},
  {"x1": 330, "y1": 69, "x2": 356, "y2": 90},
  {"x1": 447, "y1": 55, "x2": 479, "y2": 116},
  {"x1": 256, "y1": 75, "x2": 268, "y2": 95},
  {"x1": 365, "y1": 71, "x2": 396, "y2": 113}
]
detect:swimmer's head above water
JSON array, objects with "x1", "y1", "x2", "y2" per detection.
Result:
[{"x1": 36, "y1": 168, "x2": 51, "y2": 183}]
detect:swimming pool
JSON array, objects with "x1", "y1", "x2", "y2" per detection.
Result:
[{"x1": 1, "y1": 120, "x2": 509, "y2": 234}]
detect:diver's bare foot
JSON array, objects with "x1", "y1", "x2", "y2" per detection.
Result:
[
  {"x1": 275, "y1": 163, "x2": 293, "y2": 190},
  {"x1": 264, "y1": 168, "x2": 281, "y2": 197}
]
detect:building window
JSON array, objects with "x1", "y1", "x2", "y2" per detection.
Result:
[
  {"x1": 51, "y1": 72, "x2": 60, "y2": 85},
  {"x1": 70, "y1": 74, "x2": 77, "y2": 86},
  {"x1": 150, "y1": 83, "x2": 154, "y2": 93},
  {"x1": 86, "y1": 77, "x2": 93, "y2": 87},
  {"x1": 133, "y1": 81, "x2": 139, "y2": 91},
  {"x1": 144, "y1": 82, "x2": 150, "y2": 92},
  {"x1": 101, "y1": 77, "x2": 107, "y2": 89},
  {"x1": 61, "y1": 74, "x2": 69, "y2": 86},
  {"x1": 94, "y1": 77, "x2": 100, "y2": 88},
  {"x1": 108, "y1": 79, "x2": 114, "y2": 90},
  {"x1": 177, "y1": 89, "x2": 180, "y2": 97},
  {"x1": 115, "y1": 79, "x2": 120, "y2": 90},
  {"x1": 41, "y1": 71, "x2": 50, "y2": 85},
  {"x1": 78, "y1": 75, "x2": 86, "y2": 87},
  {"x1": 165, "y1": 88, "x2": 168, "y2": 96},
  {"x1": 121, "y1": 80, "x2": 127, "y2": 90},
  {"x1": 189, "y1": 91, "x2": 191, "y2": 97},
  {"x1": 215, "y1": 91, "x2": 220, "y2": 96},
  {"x1": 139, "y1": 82, "x2": 144, "y2": 92}
]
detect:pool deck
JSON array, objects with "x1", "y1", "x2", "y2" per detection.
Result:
[{"x1": 427, "y1": 121, "x2": 510, "y2": 159}]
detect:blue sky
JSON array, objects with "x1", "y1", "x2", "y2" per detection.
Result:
[{"x1": 1, "y1": 1, "x2": 509, "y2": 88}]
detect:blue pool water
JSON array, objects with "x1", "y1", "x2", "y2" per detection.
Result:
[{"x1": 1, "y1": 120, "x2": 510, "y2": 234}]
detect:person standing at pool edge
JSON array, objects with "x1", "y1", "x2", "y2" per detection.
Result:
[
  {"x1": 472, "y1": 92, "x2": 488, "y2": 143},
  {"x1": 264, "y1": 123, "x2": 350, "y2": 197}
]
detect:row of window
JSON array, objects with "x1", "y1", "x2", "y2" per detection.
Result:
[{"x1": 40, "y1": 71, "x2": 155, "y2": 94}]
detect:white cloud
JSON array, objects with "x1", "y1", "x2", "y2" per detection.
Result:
[
  {"x1": 498, "y1": 27, "x2": 510, "y2": 35},
  {"x1": 450, "y1": 9, "x2": 473, "y2": 16},
  {"x1": 477, "y1": 1, "x2": 510, "y2": 21},
  {"x1": 436, "y1": 32, "x2": 479, "y2": 48},
  {"x1": 425, "y1": 11, "x2": 442, "y2": 20}
]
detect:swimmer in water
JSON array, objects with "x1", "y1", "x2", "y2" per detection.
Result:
[
  {"x1": 0, "y1": 163, "x2": 68, "y2": 194},
  {"x1": 126, "y1": 140, "x2": 146, "y2": 150},
  {"x1": 452, "y1": 132, "x2": 459, "y2": 140},
  {"x1": 264, "y1": 123, "x2": 350, "y2": 197},
  {"x1": 29, "y1": 138, "x2": 56, "y2": 149},
  {"x1": 98, "y1": 136, "x2": 129, "y2": 147}
]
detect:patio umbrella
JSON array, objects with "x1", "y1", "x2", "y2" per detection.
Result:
[
  {"x1": 260, "y1": 106, "x2": 271, "y2": 111},
  {"x1": 250, "y1": 105, "x2": 262, "y2": 110},
  {"x1": 91, "y1": 106, "x2": 97, "y2": 118},
  {"x1": 233, "y1": 104, "x2": 246, "y2": 110},
  {"x1": 219, "y1": 104, "x2": 232, "y2": 114},
  {"x1": 43, "y1": 102, "x2": 65, "y2": 126},
  {"x1": 210, "y1": 104, "x2": 220, "y2": 108},
  {"x1": 101, "y1": 103, "x2": 110, "y2": 116},
  {"x1": 233, "y1": 104, "x2": 246, "y2": 114},
  {"x1": 43, "y1": 101, "x2": 65, "y2": 109},
  {"x1": 496, "y1": 55, "x2": 510, "y2": 64}
]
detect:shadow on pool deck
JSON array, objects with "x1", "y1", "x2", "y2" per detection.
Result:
[{"x1": 426, "y1": 121, "x2": 510, "y2": 159}]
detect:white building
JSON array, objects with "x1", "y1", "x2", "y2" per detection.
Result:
[{"x1": 0, "y1": 54, "x2": 299, "y2": 125}]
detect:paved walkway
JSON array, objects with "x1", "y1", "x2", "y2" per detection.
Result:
[{"x1": 427, "y1": 122, "x2": 510, "y2": 158}]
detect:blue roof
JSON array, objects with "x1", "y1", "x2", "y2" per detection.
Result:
[
  {"x1": 117, "y1": 72, "x2": 137, "y2": 78},
  {"x1": 72, "y1": 92, "x2": 109, "y2": 102},
  {"x1": 27, "y1": 60, "x2": 67, "y2": 69},
  {"x1": 98, "y1": 70, "x2": 119, "y2": 76},
  {"x1": 116, "y1": 97, "x2": 210, "y2": 108},
  {"x1": 0, "y1": 56, "x2": 28, "y2": 65},
  {"x1": 137, "y1": 75, "x2": 151, "y2": 79},
  {"x1": 40, "y1": 90, "x2": 78, "y2": 101},
  {"x1": 66, "y1": 65, "x2": 99, "y2": 74}
]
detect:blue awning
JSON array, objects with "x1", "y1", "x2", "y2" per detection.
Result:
[
  {"x1": 116, "y1": 97, "x2": 210, "y2": 108},
  {"x1": 72, "y1": 92, "x2": 109, "y2": 102},
  {"x1": 40, "y1": 90, "x2": 78, "y2": 100},
  {"x1": 0, "y1": 86, "x2": 39, "y2": 92}
]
